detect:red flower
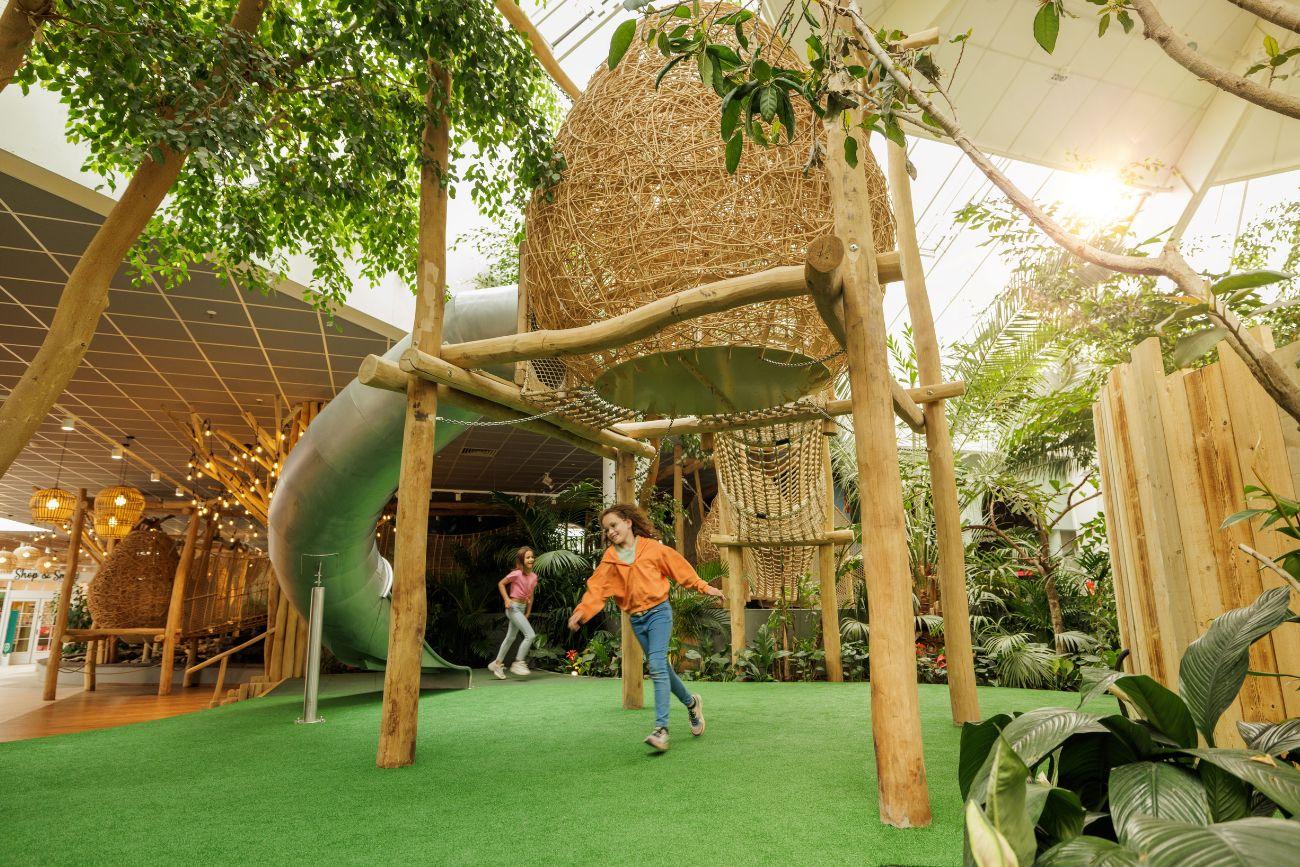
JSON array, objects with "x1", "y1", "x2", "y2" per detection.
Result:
[{"x1": 1084, "y1": 579, "x2": 1096, "y2": 595}]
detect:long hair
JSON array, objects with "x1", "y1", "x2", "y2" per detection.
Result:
[
  {"x1": 600, "y1": 503, "x2": 660, "y2": 540},
  {"x1": 515, "y1": 546, "x2": 535, "y2": 573}
]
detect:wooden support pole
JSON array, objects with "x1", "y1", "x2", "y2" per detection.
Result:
[
  {"x1": 436, "y1": 253, "x2": 902, "y2": 371},
  {"x1": 819, "y1": 424, "x2": 843, "y2": 682},
  {"x1": 887, "y1": 141, "x2": 980, "y2": 726},
  {"x1": 493, "y1": 0, "x2": 583, "y2": 101},
  {"x1": 616, "y1": 452, "x2": 645, "y2": 709},
  {"x1": 158, "y1": 508, "x2": 201, "y2": 696},
  {"x1": 673, "y1": 443, "x2": 685, "y2": 553},
  {"x1": 378, "y1": 64, "x2": 449, "y2": 770},
  {"x1": 182, "y1": 638, "x2": 198, "y2": 687},
  {"x1": 84, "y1": 639, "x2": 97, "y2": 691},
  {"x1": 43, "y1": 489, "x2": 86, "y2": 701},
  {"x1": 826, "y1": 112, "x2": 931, "y2": 827},
  {"x1": 396, "y1": 350, "x2": 656, "y2": 459}
]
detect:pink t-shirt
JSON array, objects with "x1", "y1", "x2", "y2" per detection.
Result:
[{"x1": 504, "y1": 569, "x2": 538, "y2": 601}]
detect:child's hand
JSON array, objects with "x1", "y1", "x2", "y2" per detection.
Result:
[
  {"x1": 567, "y1": 611, "x2": 582, "y2": 632},
  {"x1": 706, "y1": 586, "x2": 725, "y2": 600}
]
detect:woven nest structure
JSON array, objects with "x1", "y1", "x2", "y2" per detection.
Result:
[
  {"x1": 87, "y1": 522, "x2": 179, "y2": 634},
  {"x1": 521, "y1": 3, "x2": 895, "y2": 417}
]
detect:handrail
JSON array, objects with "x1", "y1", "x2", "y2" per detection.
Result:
[{"x1": 185, "y1": 627, "x2": 275, "y2": 677}]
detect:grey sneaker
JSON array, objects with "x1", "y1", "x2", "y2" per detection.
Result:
[
  {"x1": 644, "y1": 726, "x2": 669, "y2": 751},
  {"x1": 687, "y1": 694, "x2": 705, "y2": 736},
  {"x1": 487, "y1": 660, "x2": 507, "y2": 680}
]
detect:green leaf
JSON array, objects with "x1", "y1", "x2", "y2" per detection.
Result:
[
  {"x1": 1122, "y1": 815, "x2": 1300, "y2": 864},
  {"x1": 1183, "y1": 748, "x2": 1300, "y2": 815},
  {"x1": 1209, "y1": 269, "x2": 1294, "y2": 296},
  {"x1": 882, "y1": 118, "x2": 907, "y2": 148},
  {"x1": 1179, "y1": 586, "x2": 1296, "y2": 744},
  {"x1": 1200, "y1": 761, "x2": 1250, "y2": 822},
  {"x1": 696, "y1": 50, "x2": 713, "y2": 87},
  {"x1": 1109, "y1": 762, "x2": 1211, "y2": 837},
  {"x1": 776, "y1": 91, "x2": 796, "y2": 143},
  {"x1": 1172, "y1": 325, "x2": 1226, "y2": 368},
  {"x1": 1221, "y1": 508, "x2": 1272, "y2": 529},
  {"x1": 758, "y1": 85, "x2": 779, "y2": 122},
  {"x1": 654, "y1": 54, "x2": 687, "y2": 89},
  {"x1": 1099, "y1": 715, "x2": 1159, "y2": 758},
  {"x1": 1237, "y1": 718, "x2": 1300, "y2": 757},
  {"x1": 961, "y1": 714, "x2": 1013, "y2": 799},
  {"x1": 1034, "y1": 2, "x2": 1061, "y2": 54},
  {"x1": 1265, "y1": 34, "x2": 1280, "y2": 58},
  {"x1": 720, "y1": 83, "x2": 751, "y2": 140},
  {"x1": 965, "y1": 801, "x2": 1020, "y2": 867},
  {"x1": 843, "y1": 133, "x2": 858, "y2": 169},
  {"x1": 608, "y1": 19, "x2": 637, "y2": 69},
  {"x1": 1117, "y1": 10, "x2": 1134, "y2": 32},
  {"x1": 1112, "y1": 675, "x2": 1197, "y2": 749},
  {"x1": 969, "y1": 709, "x2": 1108, "y2": 802},
  {"x1": 1098, "y1": 14, "x2": 1110, "y2": 38},
  {"x1": 985, "y1": 737, "x2": 1037, "y2": 867},
  {"x1": 1036, "y1": 836, "x2": 1140, "y2": 866},
  {"x1": 672, "y1": 3, "x2": 692, "y2": 18},
  {"x1": 1033, "y1": 785, "x2": 1087, "y2": 844},
  {"x1": 724, "y1": 131, "x2": 743, "y2": 174}
]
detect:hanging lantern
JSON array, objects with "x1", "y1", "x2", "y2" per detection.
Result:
[
  {"x1": 13, "y1": 544, "x2": 39, "y2": 565},
  {"x1": 30, "y1": 486, "x2": 77, "y2": 524},
  {"x1": 37, "y1": 554, "x2": 60, "y2": 573},
  {"x1": 0, "y1": 549, "x2": 12, "y2": 569},
  {"x1": 94, "y1": 485, "x2": 145, "y2": 539}
]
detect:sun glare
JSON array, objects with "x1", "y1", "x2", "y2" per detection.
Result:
[{"x1": 1052, "y1": 169, "x2": 1137, "y2": 229}]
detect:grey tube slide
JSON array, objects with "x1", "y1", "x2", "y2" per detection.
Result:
[{"x1": 267, "y1": 285, "x2": 518, "y2": 672}]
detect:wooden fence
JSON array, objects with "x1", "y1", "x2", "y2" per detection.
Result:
[{"x1": 1094, "y1": 332, "x2": 1300, "y2": 744}]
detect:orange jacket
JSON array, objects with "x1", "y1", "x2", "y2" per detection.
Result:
[{"x1": 573, "y1": 536, "x2": 713, "y2": 622}]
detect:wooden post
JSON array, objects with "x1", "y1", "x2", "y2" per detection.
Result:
[
  {"x1": 84, "y1": 639, "x2": 97, "y2": 691},
  {"x1": 826, "y1": 113, "x2": 931, "y2": 826},
  {"x1": 158, "y1": 508, "x2": 201, "y2": 696},
  {"x1": 818, "y1": 424, "x2": 843, "y2": 681},
  {"x1": 182, "y1": 638, "x2": 199, "y2": 687},
  {"x1": 616, "y1": 451, "x2": 645, "y2": 709},
  {"x1": 886, "y1": 141, "x2": 980, "y2": 726},
  {"x1": 43, "y1": 489, "x2": 87, "y2": 701},
  {"x1": 716, "y1": 493, "x2": 747, "y2": 662},
  {"x1": 377, "y1": 64, "x2": 450, "y2": 769},
  {"x1": 672, "y1": 443, "x2": 685, "y2": 553}
]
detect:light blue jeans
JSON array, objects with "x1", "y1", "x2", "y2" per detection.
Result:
[
  {"x1": 629, "y1": 601, "x2": 693, "y2": 728},
  {"x1": 495, "y1": 602, "x2": 535, "y2": 663}
]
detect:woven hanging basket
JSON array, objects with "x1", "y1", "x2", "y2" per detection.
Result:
[
  {"x1": 30, "y1": 487, "x2": 77, "y2": 524},
  {"x1": 521, "y1": 3, "x2": 895, "y2": 416},
  {"x1": 94, "y1": 485, "x2": 145, "y2": 539},
  {"x1": 12, "y1": 544, "x2": 39, "y2": 567},
  {"x1": 0, "y1": 549, "x2": 12, "y2": 569},
  {"x1": 87, "y1": 522, "x2": 179, "y2": 634}
]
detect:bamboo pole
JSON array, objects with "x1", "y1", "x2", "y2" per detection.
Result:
[
  {"x1": 673, "y1": 443, "x2": 685, "y2": 553},
  {"x1": 492, "y1": 0, "x2": 582, "y2": 100},
  {"x1": 378, "y1": 64, "x2": 449, "y2": 769},
  {"x1": 42, "y1": 489, "x2": 86, "y2": 701},
  {"x1": 826, "y1": 112, "x2": 931, "y2": 826},
  {"x1": 616, "y1": 451, "x2": 645, "y2": 710},
  {"x1": 818, "y1": 424, "x2": 843, "y2": 682},
  {"x1": 158, "y1": 509, "x2": 202, "y2": 696},
  {"x1": 886, "y1": 141, "x2": 980, "y2": 726}
]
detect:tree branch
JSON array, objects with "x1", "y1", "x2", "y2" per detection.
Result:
[
  {"x1": 1228, "y1": 0, "x2": 1300, "y2": 35},
  {"x1": 0, "y1": 0, "x2": 52, "y2": 92},
  {"x1": 1130, "y1": 0, "x2": 1300, "y2": 120}
]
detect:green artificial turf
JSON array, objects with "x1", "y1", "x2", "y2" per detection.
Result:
[{"x1": 0, "y1": 674, "x2": 1115, "y2": 865}]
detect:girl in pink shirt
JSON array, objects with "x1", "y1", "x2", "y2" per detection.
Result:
[{"x1": 488, "y1": 547, "x2": 539, "y2": 679}]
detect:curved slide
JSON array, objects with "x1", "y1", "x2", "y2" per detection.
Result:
[{"x1": 267, "y1": 284, "x2": 518, "y2": 672}]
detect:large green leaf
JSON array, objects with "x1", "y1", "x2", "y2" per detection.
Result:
[
  {"x1": 607, "y1": 19, "x2": 637, "y2": 69},
  {"x1": 1033, "y1": 1, "x2": 1060, "y2": 53},
  {"x1": 969, "y1": 709, "x2": 1108, "y2": 801},
  {"x1": 960, "y1": 714, "x2": 1013, "y2": 799},
  {"x1": 1029, "y1": 783, "x2": 1087, "y2": 845},
  {"x1": 965, "y1": 801, "x2": 1019, "y2": 867},
  {"x1": 1108, "y1": 762, "x2": 1210, "y2": 836},
  {"x1": 1179, "y1": 587, "x2": 1295, "y2": 744},
  {"x1": 1200, "y1": 762, "x2": 1249, "y2": 822},
  {"x1": 1121, "y1": 815, "x2": 1300, "y2": 865},
  {"x1": 1183, "y1": 748, "x2": 1300, "y2": 815},
  {"x1": 1057, "y1": 732, "x2": 1139, "y2": 811},
  {"x1": 1078, "y1": 672, "x2": 1195, "y2": 748},
  {"x1": 1238, "y1": 719, "x2": 1300, "y2": 757},
  {"x1": 1099, "y1": 715, "x2": 1160, "y2": 758},
  {"x1": 1208, "y1": 269, "x2": 1294, "y2": 296},
  {"x1": 985, "y1": 737, "x2": 1036, "y2": 867},
  {"x1": 1036, "y1": 836, "x2": 1140, "y2": 866}
]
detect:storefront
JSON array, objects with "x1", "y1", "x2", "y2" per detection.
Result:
[{"x1": 0, "y1": 575, "x2": 60, "y2": 667}]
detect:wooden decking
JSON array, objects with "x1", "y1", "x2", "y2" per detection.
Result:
[{"x1": 0, "y1": 683, "x2": 216, "y2": 743}]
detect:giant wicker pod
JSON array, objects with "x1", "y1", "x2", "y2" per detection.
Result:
[
  {"x1": 521, "y1": 3, "x2": 894, "y2": 416},
  {"x1": 86, "y1": 521, "x2": 179, "y2": 635}
]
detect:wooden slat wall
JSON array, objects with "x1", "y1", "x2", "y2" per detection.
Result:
[{"x1": 1095, "y1": 334, "x2": 1300, "y2": 741}]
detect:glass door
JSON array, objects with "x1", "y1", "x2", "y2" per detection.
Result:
[{"x1": 6, "y1": 601, "x2": 37, "y2": 664}]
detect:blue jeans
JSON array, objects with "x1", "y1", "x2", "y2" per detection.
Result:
[
  {"x1": 495, "y1": 602, "x2": 535, "y2": 663},
  {"x1": 629, "y1": 601, "x2": 693, "y2": 728}
]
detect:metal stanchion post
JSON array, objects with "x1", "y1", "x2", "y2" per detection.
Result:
[{"x1": 296, "y1": 562, "x2": 326, "y2": 725}]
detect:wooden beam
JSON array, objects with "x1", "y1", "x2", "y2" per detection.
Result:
[
  {"x1": 437, "y1": 252, "x2": 902, "y2": 371},
  {"x1": 709, "y1": 529, "x2": 855, "y2": 548},
  {"x1": 826, "y1": 102, "x2": 931, "y2": 826},
  {"x1": 817, "y1": 423, "x2": 843, "y2": 681},
  {"x1": 64, "y1": 628, "x2": 166, "y2": 640},
  {"x1": 493, "y1": 0, "x2": 582, "y2": 101},
  {"x1": 615, "y1": 452, "x2": 644, "y2": 710},
  {"x1": 611, "y1": 382, "x2": 964, "y2": 439},
  {"x1": 158, "y1": 509, "x2": 201, "y2": 696},
  {"x1": 887, "y1": 140, "x2": 980, "y2": 726},
  {"x1": 42, "y1": 490, "x2": 86, "y2": 701},
  {"x1": 378, "y1": 63, "x2": 450, "y2": 770},
  {"x1": 398, "y1": 348, "x2": 656, "y2": 459}
]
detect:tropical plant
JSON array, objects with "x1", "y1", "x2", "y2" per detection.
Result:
[{"x1": 961, "y1": 585, "x2": 1300, "y2": 865}]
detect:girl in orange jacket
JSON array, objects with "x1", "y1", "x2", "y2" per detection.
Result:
[{"x1": 568, "y1": 502, "x2": 725, "y2": 751}]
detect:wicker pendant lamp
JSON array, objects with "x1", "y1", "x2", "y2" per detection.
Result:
[
  {"x1": 0, "y1": 549, "x2": 13, "y2": 569},
  {"x1": 30, "y1": 428, "x2": 77, "y2": 524},
  {"x1": 95, "y1": 441, "x2": 144, "y2": 538},
  {"x1": 12, "y1": 544, "x2": 39, "y2": 566}
]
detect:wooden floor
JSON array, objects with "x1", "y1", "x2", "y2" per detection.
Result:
[{"x1": 0, "y1": 684, "x2": 216, "y2": 743}]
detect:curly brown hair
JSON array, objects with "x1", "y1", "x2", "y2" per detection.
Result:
[{"x1": 599, "y1": 503, "x2": 660, "y2": 540}]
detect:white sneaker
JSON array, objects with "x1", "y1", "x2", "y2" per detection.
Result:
[
  {"x1": 509, "y1": 660, "x2": 531, "y2": 676},
  {"x1": 487, "y1": 660, "x2": 507, "y2": 680}
]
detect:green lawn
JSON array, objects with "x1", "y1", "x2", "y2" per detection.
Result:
[{"x1": 0, "y1": 674, "x2": 1114, "y2": 865}]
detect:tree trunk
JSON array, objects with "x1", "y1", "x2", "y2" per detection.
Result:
[
  {"x1": 1043, "y1": 568, "x2": 1067, "y2": 652},
  {"x1": 0, "y1": 0, "x2": 51, "y2": 92},
  {"x1": 0, "y1": 0, "x2": 267, "y2": 477}
]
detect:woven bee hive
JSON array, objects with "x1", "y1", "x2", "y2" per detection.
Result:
[
  {"x1": 520, "y1": 3, "x2": 894, "y2": 416},
  {"x1": 87, "y1": 522, "x2": 179, "y2": 633}
]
